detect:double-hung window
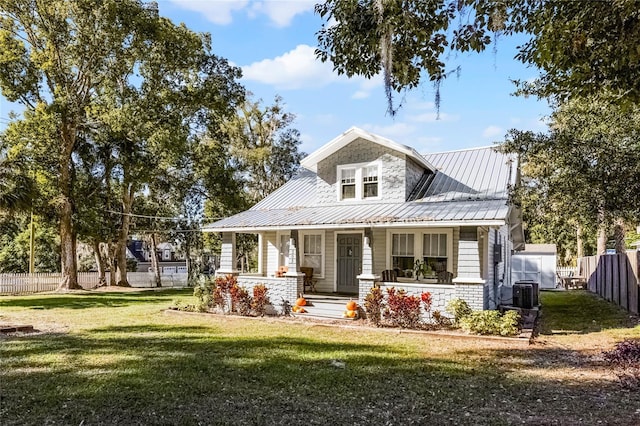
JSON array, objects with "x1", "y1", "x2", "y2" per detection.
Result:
[
  {"x1": 337, "y1": 162, "x2": 381, "y2": 201},
  {"x1": 340, "y1": 168, "x2": 356, "y2": 200},
  {"x1": 363, "y1": 165, "x2": 379, "y2": 198},
  {"x1": 423, "y1": 233, "x2": 448, "y2": 273},
  {"x1": 279, "y1": 233, "x2": 290, "y2": 268},
  {"x1": 388, "y1": 230, "x2": 453, "y2": 278},
  {"x1": 391, "y1": 233, "x2": 414, "y2": 271},
  {"x1": 301, "y1": 232, "x2": 324, "y2": 277}
]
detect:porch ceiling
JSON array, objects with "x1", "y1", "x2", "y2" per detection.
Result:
[{"x1": 202, "y1": 199, "x2": 509, "y2": 233}]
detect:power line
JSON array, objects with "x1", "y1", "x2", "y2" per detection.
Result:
[{"x1": 106, "y1": 209, "x2": 222, "y2": 221}]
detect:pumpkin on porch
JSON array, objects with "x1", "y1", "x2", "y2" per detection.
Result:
[
  {"x1": 343, "y1": 309, "x2": 357, "y2": 319},
  {"x1": 346, "y1": 300, "x2": 357, "y2": 311},
  {"x1": 295, "y1": 295, "x2": 307, "y2": 307}
]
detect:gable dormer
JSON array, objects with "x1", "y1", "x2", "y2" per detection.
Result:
[{"x1": 301, "y1": 127, "x2": 435, "y2": 205}]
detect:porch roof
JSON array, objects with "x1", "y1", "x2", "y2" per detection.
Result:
[{"x1": 202, "y1": 199, "x2": 509, "y2": 232}]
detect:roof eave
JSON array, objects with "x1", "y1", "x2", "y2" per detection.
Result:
[
  {"x1": 202, "y1": 219, "x2": 507, "y2": 234},
  {"x1": 301, "y1": 127, "x2": 436, "y2": 173}
]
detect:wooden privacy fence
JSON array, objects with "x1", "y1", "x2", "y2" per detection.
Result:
[
  {"x1": 578, "y1": 252, "x2": 639, "y2": 314},
  {"x1": 0, "y1": 272, "x2": 188, "y2": 295}
]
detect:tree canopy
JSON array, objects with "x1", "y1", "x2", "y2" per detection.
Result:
[
  {"x1": 315, "y1": 0, "x2": 640, "y2": 111},
  {"x1": 0, "y1": 0, "x2": 243, "y2": 287}
]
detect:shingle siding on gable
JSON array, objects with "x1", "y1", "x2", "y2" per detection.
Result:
[
  {"x1": 315, "y1": 137, "x2": 424, "y2": 204},
  {"x1": 405, "y1": 157, "x2": 425, "y2": 199}
]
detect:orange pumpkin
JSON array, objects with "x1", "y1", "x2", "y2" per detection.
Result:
[
  {"x1": 295, "y1": 296, "x2": 307, "y2": 307},
  {"x1": 346, "y1": 300, "x2": 357, "y2": 311}
]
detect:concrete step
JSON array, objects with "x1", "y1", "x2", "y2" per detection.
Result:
[{"x1": 292, "y1": 294, "x2": 360, "y2": 320}]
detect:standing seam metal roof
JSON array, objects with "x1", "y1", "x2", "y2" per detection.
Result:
[{"x1": 203, "y1": 143, "x2": 516, "y2": 231}]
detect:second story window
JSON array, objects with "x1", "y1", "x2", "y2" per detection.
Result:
[
  {"x1": 337, "y1": 162, "x2": 381, "y2": 201},
  {"x1": 363, "y1": 165, "x2": 379, "y2": 198},
  {"x1": 341, "y1": 168, "x2": 356, "y2": 199}
]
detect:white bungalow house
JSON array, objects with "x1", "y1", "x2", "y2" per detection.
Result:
[{"x1": 203, "y1": 127, "x2": 524, "y2": 312}]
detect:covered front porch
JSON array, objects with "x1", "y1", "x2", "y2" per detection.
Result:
[{"x1": 215, "y1": 224, "x2": 507, "y2": 314}]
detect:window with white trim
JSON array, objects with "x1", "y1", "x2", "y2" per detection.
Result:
[
  {"x1": 337, "y1": 162, "x2": 381, "y2": 201},
  {"x1": 392, "y1": 233, "x2": 414, "y2": 272},
  {"x1": 423, "y1": 233, "x2": 448, "y2": 273},
  {"x1": 279, "y1": 233, "x2": 290, "y2": 267},
  {"x1": 301, "y1": 232, "x2": 324, "y2": 277},
  {"x1": 363, "y1": 165, "x2": 379, "y2": 198},
  {"x1": 389, "y1": 230, "x2": 453, "y2": 278},
  {"x1": 340, "y1": 168, "x2": 356, "y2": 200}
]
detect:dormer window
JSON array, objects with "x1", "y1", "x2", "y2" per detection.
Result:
[
  {"x1": 337, "y1": 162, "x2": 381, "y2": 201},
  {"x1": 340, "y1": 168, "x2": 356, "y2": 199},
  {"x1": 363, "y1": 165, "x2": 379, "y2": 198}
]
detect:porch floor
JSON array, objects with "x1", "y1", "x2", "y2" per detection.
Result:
[{"x1": 293, "y1": 294, "x2": 358, "y2": 320}]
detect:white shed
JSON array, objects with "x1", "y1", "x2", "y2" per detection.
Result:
[{"x1": 511, "y1": 244, "x2": 557, "y2": 289}]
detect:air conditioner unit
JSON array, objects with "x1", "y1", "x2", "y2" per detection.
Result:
[{"x1": 512, "y1": 282, "x2": 533, "y2": 309}]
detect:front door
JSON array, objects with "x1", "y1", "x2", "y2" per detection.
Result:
[{"x1": 337, "y1": 234, "x2": 361, "y2": 294}]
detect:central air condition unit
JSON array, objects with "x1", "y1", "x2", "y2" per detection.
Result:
[{"x1": 512, "y1": 282, "x2": 533, "y2": 309}]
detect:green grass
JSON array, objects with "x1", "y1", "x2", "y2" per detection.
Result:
[
  {"x1": 540, "y1": 290, "x2": 638, "y2": 335},
  {"x1": 1, "y1": 289, "x2": 640, "y2": 425}
]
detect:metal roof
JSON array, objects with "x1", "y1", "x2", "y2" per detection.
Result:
[
  {"x1": 419, "y1": 146, "x2": 516, "y2": 202},
  {"x1": 203, "y1": 199, "x2": 509, "y2": 232},
  {"x1": 203, "y1": 141, "x2": 516, "y2": 232}
]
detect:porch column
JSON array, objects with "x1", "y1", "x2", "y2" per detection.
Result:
[
  {"x1": 453, "y1": 239, "x2": 485, "y2": 310},
  {"x1": 216, "y1": 232, "x2": 238, "y2": 276},
  {"x1": 284, "y1": 231, "x2": 304, "y2": 300},
  {"x1": 357, "y1": 233, "x2": 379, "y2": 305}
]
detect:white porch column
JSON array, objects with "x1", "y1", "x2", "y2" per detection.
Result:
[
  {"x1": 357, "y1": 234, "x2": 379, "y2": 305},
  {"x1": 216, "y1": 232, "x2": 238, "y2": 276},
  {"x1": 453, "y1": 239, "x2": 486, "y2": 310},
  {"x1": 284, "y1": 231, "x2": 304, "y2": 299}
]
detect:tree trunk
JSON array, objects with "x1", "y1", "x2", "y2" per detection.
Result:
[
  {"x1": 576, "y1": 225, "x2": 584, "y2": 259},
  {"x1": 149, "y1": 233, "x2": 161, "y2": 287},
  {"x1": 58, "y1": 130, "x2": 80, "y2": 290},
  {"x1": 92, "y1": 239, "x2": 107, "y2": 287},
  {"x1": 116, "y1": 185, "x2": 135, "y2": 286},
  {"x1": 108, "y1": 242, "x2": 117, "y2": 287},
  {"x1": 597, "y1": 227, "x2": 608, "y2": 255},
  {"x1": 614, "y1": 218, "x2": 626, "y2": 254}
]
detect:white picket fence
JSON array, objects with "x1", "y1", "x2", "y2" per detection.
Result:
[{"x1": 0, "y1": 272, "x2": 188, "y2": 295}]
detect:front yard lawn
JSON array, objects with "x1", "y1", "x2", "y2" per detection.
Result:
[{"x1": 1, "y1": 288, "x2": 639, "y2": 425}]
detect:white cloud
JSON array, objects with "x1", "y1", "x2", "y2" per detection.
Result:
[
  {"x1": 482, "y1": 125, "x2": 504, "y2": 139},
  {"x1": 241, "y1": 44, "x2": 341, "y2": 89},
  {"x1": 250, "y1": 1, "x2": 316, "y2": 27},
  {"x1": 168, "y1": 0, "x2": 249, "y2": 25},
  {"x1": 360, "y1": 122, "x2": 417, "y2": 143},
  {"x1": 168, "y1": 0, "x2": 314, "y2": 27}
]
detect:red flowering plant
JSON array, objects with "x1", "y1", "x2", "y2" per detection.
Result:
[
  {"x1": 384, "y1": 287, "x2": 422, "y2": 328},
  {"x1": 421, "y1": 292, "x2": 433, "y2": 314}
]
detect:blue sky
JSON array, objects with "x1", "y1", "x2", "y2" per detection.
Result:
[{"x1": 0, "y1": 0, "x2": 551, "y2": 155}]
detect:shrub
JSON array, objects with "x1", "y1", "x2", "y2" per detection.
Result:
[
  {"x1": 364, "y1": 286, "x2": 385, "y2": 326},
  {"x1": 384, "y1": 287, "x2": 422, "y2": 328},
  {"x1": 445, "y1": 298, "x2": 472, "y2": 325},
  {"x1": 431, "y1": 310, "x2": 451, "y2": 327},
  {"x1": 193, "y1": 276, "x2": 215, "y2": 312},
  {"x1": 459, "y1": 310, "x2": 521, "y2": 336},
  {"x1": 193, "y1": 275, "x2": 267, "y2": 316},
  {"x1": 251, "y1": 284, "x2": 270, "y2": 316},
  {"x1": 421, "y1": 292, "x2": 433, "y2": 314},
  {"x1": 230, "y1": 284, "x2": 252, "y2": 315},
  {"x1": 603, "y1": 339, "x2": 640, "y2": 389}
]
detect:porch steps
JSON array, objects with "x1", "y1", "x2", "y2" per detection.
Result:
[{"x1": 292, "y1": 294, "x2": 358, "y2": 320}]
